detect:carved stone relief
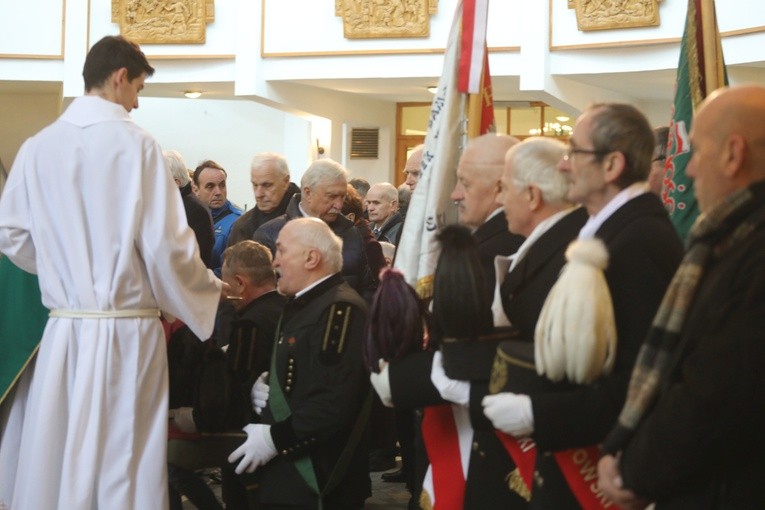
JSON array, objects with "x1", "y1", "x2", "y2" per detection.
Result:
[
  {"x1": 571, "y1": 0, "x2": 663, "y2": 32},
  {"x1": 112, "y1": 0, "x2": 214, "y2": 44},
  {"x1": 336, "y1": 0, "x2": 437, "y2": 39}
]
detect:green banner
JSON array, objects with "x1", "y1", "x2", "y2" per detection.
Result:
[
  {"x1": 0, "y1": 256, "x2": 48, "y2": 404},
  {"x1": 662, "y1": 0, "x2": 728, "y2": 241}
]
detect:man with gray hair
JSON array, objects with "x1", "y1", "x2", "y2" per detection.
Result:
[
  {"x1": 228, "y1": 152, "x2": 299, "y2": 247},
  {"x1": 229, "y1": 217, "x2": 371, "y2": 508},
  {"x1": 164, "y1": 150, "x2": 214, "y2": 268},
  {"x1": 253, "y1": 159, "x2": 377, "y2": 300},
  {"x1": 490, "y1": 137, "x2": 588, "y2": 330},
  {"x1": 366, "y1": 182, "x2": 403, "y2": 244}
]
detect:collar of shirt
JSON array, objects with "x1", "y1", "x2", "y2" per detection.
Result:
[
  {"x1": 578, "y1": 182, "x2": 649, "y2": 240},
  {"x1": 295, "y1": 273, "x2": 335, "y2": 299},
  {"x1": 298, "y1": 202, "x2": 312, "y2": 218},
  {"x1": 509, "y1": 206, "x2": 581, "y2": 274}
]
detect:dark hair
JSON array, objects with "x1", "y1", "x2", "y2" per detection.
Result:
[
  {"x1": 193, "y1": 160, "x2": 227, "y2": 185},
  {"x1": 653, "y1": 126, "x2": 670, "y2": 161},
  {"x1": 82, "y1": 35, "x2": 155, "y2": 92},
  {"x1": 342, "y1": 184, "x2": 364, "y2": 224},
  {"x1": 349, "y1": 177, "x2": 371, "y2": 197},
  {"x1": 588, "y1": 103, "x2": 655, "y2": 188}
]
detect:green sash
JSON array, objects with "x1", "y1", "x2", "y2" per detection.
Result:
[
  {"x1": 268, "y1": 313, "x2": 321, "y2": 495},
  {"x1": 267, "y1": 313, "x2": 372, "y2": 510},
  {"x1": 0, "y1": 256, "x2": 48, "y2": 405}
]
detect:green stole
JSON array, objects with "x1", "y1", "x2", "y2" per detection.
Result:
[{"x1": 0, "y1": 256, "x2": 48, "y2": 405}]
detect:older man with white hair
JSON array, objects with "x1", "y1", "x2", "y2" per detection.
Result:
[
  {"x1": 253, "y1": 159, "x2": 377, "y2": 300},
  {"x1": 228, "y1": 152, "x2": 300, "y2": 247},
  {"x1": 229, "y1": 217, "x2": 371, "y2": 509}
]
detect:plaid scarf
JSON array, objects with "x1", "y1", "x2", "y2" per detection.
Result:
[{"x1": 604, "y1": 180, "x2": 765, "y2": 452}]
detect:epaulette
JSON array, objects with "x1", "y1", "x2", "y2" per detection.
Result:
[
  {"x1": 321, "y1": 302, "x2": 355, "y2": 356},
  {"x1": 228, "y1": 319, "x2": 258, "y2": 374}
]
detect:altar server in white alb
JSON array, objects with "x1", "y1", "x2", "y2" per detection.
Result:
[{"x1": 0, "y1": 35, "x2": 224, "y2": 510}]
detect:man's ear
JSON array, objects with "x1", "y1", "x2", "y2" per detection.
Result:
[
  {"x1": 603, "y1": 151, "x2": 627, "y2": 184},
  {"x1": 723, "y1": 133, "x2": 746, "y2": 178},
  {"x1": 304, "y1": 248, "x2": 321, "y2": 270},
  {"x1": 112, "y1": 67, "x2": 129, "y2": 87},
  {"x1": 527, "y1": 184, "x2": 543, "y2": 211}
]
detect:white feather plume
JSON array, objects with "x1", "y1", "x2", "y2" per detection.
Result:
[{"x1": 534, "y1": 238, "x2": 617, "y2": 385}]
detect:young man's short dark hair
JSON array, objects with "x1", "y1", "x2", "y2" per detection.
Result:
[{"x1": 82, "y1": 35, "x2": 155, "y2": 92}]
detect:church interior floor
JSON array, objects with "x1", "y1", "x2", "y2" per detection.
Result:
[{"x1": 182, "y1": 461, "x2": 411, "y2": 509}]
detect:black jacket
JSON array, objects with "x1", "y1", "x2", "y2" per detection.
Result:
[
  {"x1": 619, "y1": 199, "x2": 765, "y2": 510},
  {"x1": 258, "y1": 274, "x2": 371, "y2": 508},
  {"x1": 474, "y1": 212, "x2": 525, "y2": 304},
  {"x1": 529, "y1": 193, "x2": 683, "y2": 509},
  {"x1": 180, "y1": 182, "x2": 214, "y2": 268}
]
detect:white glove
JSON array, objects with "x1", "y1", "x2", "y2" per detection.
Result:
[
  {"x1": 430, "y1": 351, "x2": 470, "y2": 406},
  {"x1": 482, "y1": 393, "x2": 535, "y2": 437},
  {"x1": 228, "y1": 423, "x2": 278, "y2": 474},
  {"x1": 250, "y1": 371, "x2": 270, "y2": 415},
  {"x1": 370, "y1": 359, "x2": 393, "y2": 407},
  {"x1": 170, "y1": 407, "x2": 197, "y2": 433}
]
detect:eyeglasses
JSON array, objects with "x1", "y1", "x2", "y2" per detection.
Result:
[{"x1": 563, "y1": 146, "x2": 610, "y2": 162}]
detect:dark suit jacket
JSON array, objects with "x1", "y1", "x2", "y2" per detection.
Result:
[
  {"x1": 618, "y1": 204, "x2": 765, "y2": 509},
  {"x1": 501, "y1": 207, "x2": 589, "y2": 341},
  {"x1": 180, "y1": 182, "x2": 214, "y2": 268},
  {"x1": 474, "y1": 212, "x2": 524, "y2": 304},
  {"x1": 464, "y1": 207, "x2": 588, "y2": 510},
  {"x1": 528, "y1": 193, "x2": 683, "y2": 509}
]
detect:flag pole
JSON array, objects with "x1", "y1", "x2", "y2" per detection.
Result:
[
  {"x1": 700, "y1": 0, "x2": 725, "y2": 94},
  {"x1": 467, "y1": 82, "x2": 484, "y2": 140}
]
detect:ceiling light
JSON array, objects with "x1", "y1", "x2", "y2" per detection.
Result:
[
  {"x1": 555, "y1": 115, "x2": 570, "y2": 122},
  {"x1": 184, "y1": 91, "x2": 202, "y2": 99},
  {"x1": 427, "y1": 86, "x2": 438, "y2": 94}
]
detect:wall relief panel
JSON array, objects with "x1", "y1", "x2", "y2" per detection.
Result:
[
  {"x1": 112, "y1": 0, "x2": 214, "y2": 44},
  {"x1": 570, "y1": 0, "x2": 663, "y2": 31},
  {"x1": 336, "y1": 0, "x2": 437, "y2": 39}
]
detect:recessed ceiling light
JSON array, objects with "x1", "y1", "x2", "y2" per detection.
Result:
[
  {"x1": 184, "y1": 91, "x2": 202, "y2": 99},
  {"x1": 556, "y1": 115, "x2": 570, "y2": 122}
]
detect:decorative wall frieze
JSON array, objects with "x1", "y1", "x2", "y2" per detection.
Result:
[{"x1": 112, "y1": 0, "x2": 214, "y2": 44}]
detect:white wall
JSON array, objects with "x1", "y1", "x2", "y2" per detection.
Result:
[{"x1": 131, "y1": 97, "x2": 311, "y2": 210}]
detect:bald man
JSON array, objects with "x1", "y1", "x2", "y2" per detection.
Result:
[
  {"x1": 451, "y1": 133, "x2": 525, "y2": 302},
  {"x1": 403, "y1": 145, "x2": 424, "y2": 191},
  {"x1": 598, "y1": 85, "x2": 765, "y2": 509}
]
